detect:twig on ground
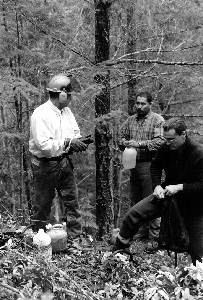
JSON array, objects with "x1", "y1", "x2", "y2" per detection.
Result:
[{"x1": 0, "y1": 281, "x2": 25, "y2": 298}]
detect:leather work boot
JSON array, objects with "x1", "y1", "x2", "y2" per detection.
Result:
[
  {"x1": 112, "y1": 237, "x2": 134, "y2": 262},
  {"x1": 112, "y1": 237, "x2": 130, "y2": 252}
]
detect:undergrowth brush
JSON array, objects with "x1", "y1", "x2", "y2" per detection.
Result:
[{"x1": 0, "y1": 217, "x2": 203, "y2": 299}]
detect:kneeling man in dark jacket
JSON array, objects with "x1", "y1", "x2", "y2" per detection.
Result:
[{"x1": 114, "y1": 117, "x2": 203, "y2": 265}]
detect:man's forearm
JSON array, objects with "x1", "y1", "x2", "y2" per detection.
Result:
[
  {"x1": 137, "y1": 141, "x2": 147, "y2": 148},
  {"x1": 147, "y1": 137, "x2": 165, "y2": 152}
]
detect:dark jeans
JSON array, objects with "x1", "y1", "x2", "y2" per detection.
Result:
[
  {"x1": 32, "y1": 157, "x2": 81, "y2": 238},
  {"x1": 184, "y1": 215, "x2": 203, "y2": 263},
  {"x1": 130, "y1": 162, "x2": 160, "y2": 240},
  {"x1": 120, "y1": 194, "x2": 203, "y2": 263}
]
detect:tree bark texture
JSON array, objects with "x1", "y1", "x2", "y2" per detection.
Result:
[
  {"x1": 94, "y1": 0, "x2": 112, "y2": 239},
  {"x1": 126, "y1": 6, "x2": 137, "y2": 116},
  {"x1": 14, "y1": 4, "x2": 31, "y2": 214}
]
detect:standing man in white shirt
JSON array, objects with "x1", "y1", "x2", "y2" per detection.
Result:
[{"x1": 29, "y1": 74, "x2": 89, "y2": 238}]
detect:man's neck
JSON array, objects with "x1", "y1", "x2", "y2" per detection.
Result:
[
  {"x1": 137, "y1": 111, "x2": 150, "y2": 120},
  {"x1": 50, "y1": 98, "x2": 60, "y2": 109},
  {"x1": 137, "y1": 115, "x2": 145, "y2": 120},
  {"x1": 50, "y1": 98, "x2": 67, "y2": 111}
]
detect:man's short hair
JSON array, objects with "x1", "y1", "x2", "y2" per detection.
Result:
[
  {"x1": 136, "y1": 92, "x2": 153, "y2": 104},
  {"x1": 164, "y1": 117, "x2": 187, "y2": 135}
]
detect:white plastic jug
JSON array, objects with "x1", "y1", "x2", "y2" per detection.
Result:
[
  {"x1": 46, "y1": 224, "x2": 67, "y2": 253},
  {"x1": 122, "y1": 147, "x2": 137, "y2": 170},
  {"x1": 33, "y1": 229, "x2": 52, "y2": 259}
]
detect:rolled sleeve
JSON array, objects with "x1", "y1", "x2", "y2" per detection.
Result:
[{"x1": 147, "y1": 119, "x2": 165, "y2": 152}]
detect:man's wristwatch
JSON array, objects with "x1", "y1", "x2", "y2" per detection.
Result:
[{"x1": 138, "y1": 142, "x2": 147, "y2": 148}]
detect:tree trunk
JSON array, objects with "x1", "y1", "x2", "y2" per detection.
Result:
[
  {"x1": 2, "y1": 2, "x2": 16, "y2": 214},
  {"x1": 126, "y1": 5, "x2": 137, "y2": 116},
  {"x1": 15, "y1": 4, "x2": 31, "y2": 214},
  {"x1": 94, "y1": 0, "x2": 112, "y2": 239}
]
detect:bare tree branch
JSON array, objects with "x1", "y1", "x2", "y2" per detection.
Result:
[
  {"x1": 163, "y1": 114, "x2": 203, "y2": 117},
  {"x1": 21, "y1": 12, "x2": 94, "y2": 65},
  {"x1": 106, "y1": 59, "x2": 203, "y2": 67},
  {"x1": 170, "y1": 99, "x2": 202, "y2": 105}
]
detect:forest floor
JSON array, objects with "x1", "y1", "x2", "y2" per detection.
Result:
[{"x1": 0, "y1": 223, "x2": 203, "y2": 300}]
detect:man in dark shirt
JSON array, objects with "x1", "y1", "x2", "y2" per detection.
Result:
[
  {"x1": 114, "y1": 117, "x2": 203, "y2": 264},
  {"x1": 119, "y1": 92, "x2": 165, "y2": 242}
]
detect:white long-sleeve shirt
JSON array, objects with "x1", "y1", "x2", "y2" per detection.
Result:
[{"x1": 29, "y1": 100, "x2": 81, "y2": 158}]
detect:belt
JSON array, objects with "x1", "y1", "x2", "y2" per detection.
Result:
[
  {"x1": 35, "y1": 153, "x2": 68, "y2": 162},
  {"x1": 136, "y1": 159, "x2": 152, "y2": 163}
]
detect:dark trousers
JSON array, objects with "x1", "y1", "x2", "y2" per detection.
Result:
[
  {"x1": 130, "y1": 162, "x2": 160, "y2": 240},
  {"x1": 120, "y1": 194, "x2": 203, "y2": 263},
  {"x1": 32, "y1": 157, "x2": 81, "y2": 238}
]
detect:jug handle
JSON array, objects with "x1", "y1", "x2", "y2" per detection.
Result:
[{"x1": 51, "y1": 224, "x2": 63, "y2": 229}]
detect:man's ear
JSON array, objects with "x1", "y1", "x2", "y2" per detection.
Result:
[
  {"x1": 182, "y1": 131, "x2": 186, "y2": 137},
  {"x1": 59, "y1": 91, "x2": 67, "y2": 103}
]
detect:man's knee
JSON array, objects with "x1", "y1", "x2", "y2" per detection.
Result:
[
  {"x1": 123, "y1": 209, "x2": 141, "y2": 225},
  {"x1": 119, "y1": 209, "x2": 144, "y2": 239}
]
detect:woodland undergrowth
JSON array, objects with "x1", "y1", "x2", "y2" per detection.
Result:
[{"x1": 0, "y1": 218, "x2": 203, "y2": 300}]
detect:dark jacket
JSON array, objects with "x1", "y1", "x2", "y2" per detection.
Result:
[{"x1": 151, "y1": 137, "x2": 203, "y2": 216}]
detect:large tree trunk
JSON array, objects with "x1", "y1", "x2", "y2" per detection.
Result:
[
  {"x1": 15, "y1": 5, "x2": 31, "y2": 214},
  {"x1": 126, "y1": 5, "x2": 137, "y2": 116},
  {"x1": 94, "y1": 0, "x2": 112, "y2": 239}
]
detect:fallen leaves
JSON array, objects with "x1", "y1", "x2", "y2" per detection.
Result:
[{"x1": 0, "y1": 235, "x2": 203, "y2": 299}]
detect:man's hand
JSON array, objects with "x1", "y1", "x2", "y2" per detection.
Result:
[
  {"x1": 164, "y1": 184, "x2": 183, "y2": 196},
  {"x1": 126, "y1": 140, "x2": 139, "y2": 148},
  {"x1": 153, "y1": 185, "x2": 165, "y2": 199},
  {"x1": 79, "y1": 136, "x2": 94, "y2": 145},
  {"x1": 70, "y1": 138, "x2": 88, "y2": 152}
]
